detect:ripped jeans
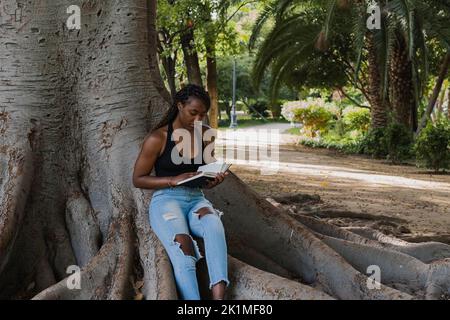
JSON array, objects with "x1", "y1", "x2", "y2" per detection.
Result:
[{"x1": 149, "y1": 186, "x2": 229, "y2": 300}]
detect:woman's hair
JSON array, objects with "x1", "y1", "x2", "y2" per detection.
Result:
[{"x1": 154, "y1": 84, "x2": 211, "y2": 130}]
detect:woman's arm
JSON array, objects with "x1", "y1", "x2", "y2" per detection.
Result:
[{"x1": 132, "y1": 132, "x2": 172, "y2": 190}]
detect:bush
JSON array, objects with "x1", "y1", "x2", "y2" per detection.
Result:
[
  {"x1": 358, "y1": 128, "x2": 388, "y2": 158},
  {"x1": 281, "y1": 100, "x2": 305, "y2": 122},
  {"x1": 342, "y1": 107, "x2": 371, "y2": 132},
  {"x1": 415, "y1": 120, "x2": 450, "y2": 172},
  {"x1": 294, "y1": 105, "x2": 334, "y2": 137},
  {"x1": 384, "y1": 122, "x2": 414, "y2": 163},
  {"x1": 358, "y1": 122, "x2": 413, "y2": 162},
  {"x1": 299, "y1": 132, "x2": 364, "y2": 154}
]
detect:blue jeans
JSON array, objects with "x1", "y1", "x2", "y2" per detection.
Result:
[{"x1": 149, "y1": 186, "x2": 229, "y2": 300}]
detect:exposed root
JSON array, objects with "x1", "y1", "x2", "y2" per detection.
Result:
[
  {"x1": 227, "y1": 237, "x2": 295, "y2": 280},
  {"x1": 32, "y1": 217, "x2": 134, "y2": 300},
  {"x1": 0, "y1": 147, "x2": 33, "y2": 274},
  {"x1": 132, "y1": 188, "x2": 178, "y2": 299},
  {"x1": 226, "y1": 256, "x2": 334, "y2": 300},
  {"x1": 65, "y1": 190, "x2": 102, "y2": 267},
  {"x1": 343, "y1": 227, "x2": 450, "y2": 263},
  {"x1": 303, "y1": 209, "x2": 408, "y2": 224},
  {"x1": 205, "y1": 174, "x2": 412, "y2": 299},
  {"x1": 400, "y1": 234, "x2": 450, "y2": 246},
  {"x1": 295, "y1": 215, "x2": 450, "y2": 263},
  {"x1": 316, "y1": 234, "x2": 450, "y2": 299}
]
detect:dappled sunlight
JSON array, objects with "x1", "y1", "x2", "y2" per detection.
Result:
[{"x1": 222, "y1": 157, "x2": 450, "y2": 192}]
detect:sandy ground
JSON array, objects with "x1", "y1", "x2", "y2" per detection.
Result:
[{"x1": 217, "y1": 124, "x2": 450, "y2": 243}]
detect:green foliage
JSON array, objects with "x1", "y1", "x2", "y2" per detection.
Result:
[
  {"x1": 251, "y1": 0, "x2": 450, "y2": 119},
  {"x1": 217, "y1": 55, "x2": 297, "y2": 109},
  {"x1": 294, "y1": 104, "x2": 334, "y2": 137},
  {"x1": 415, "y1": 120, "x2": 450, "y2": 172},
  {"x1": 342, "y1": 107, "x2": 371, "y2": 132},
  {"x1": 358, "y1": 128, "x2": 389, "y2": 158},
  {"x1": 358, "y1": 122, "x2": 414, "y2": 162},
  {"x1": 299, "y1": 132, "x2": 365, "y2": 154},
  {"x1": 384, "y1": 122, "x2": 414, "y2": 163}
]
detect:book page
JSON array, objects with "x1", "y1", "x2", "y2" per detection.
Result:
[{"x1": 197, "y1": 162, "x2": 227, "y2": 174}]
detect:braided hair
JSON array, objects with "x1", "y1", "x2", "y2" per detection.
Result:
[{"x1": 154, "y1": 84, "x2": 211, "y2": 131}]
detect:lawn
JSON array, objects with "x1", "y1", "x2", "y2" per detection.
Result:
[{"x1": 217, "y1": 113, "x2": 289, "y2": 130}]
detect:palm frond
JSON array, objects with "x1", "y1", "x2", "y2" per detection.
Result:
[
  {"x1": 351, "y1": 4, "x2": 367, "y2": 82},
  {"x1": 249, "y1": 3, "x2": 275, "y2": 51},
  {"x1": 323, "y1": 0, "x2": 338, "y2": 41},
  {"x1": 252, "y1": 14, "x2": 321, "y2": 89}
]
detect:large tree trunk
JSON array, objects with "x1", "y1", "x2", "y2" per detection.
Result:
[
  {"x1": 180, "y1": 28, "x2": 203, "y2": 87},
  {"x1": 1, "y1": 0, "x2": 450, "y2": 300},
  {"x1": 389, "y1": 36, "x2": 415, "y2": 130},
  {"x1": 366, "y1": 34, "x2": 388, "y2": 129}
]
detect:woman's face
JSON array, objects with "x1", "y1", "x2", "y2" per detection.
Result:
[{"x1": 177, "y1": 97, "x2": 208, "y2": 131}]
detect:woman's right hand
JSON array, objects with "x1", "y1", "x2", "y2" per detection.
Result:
[{"x1": 168, "y1": 172, "x2": 201, "y2": 187}]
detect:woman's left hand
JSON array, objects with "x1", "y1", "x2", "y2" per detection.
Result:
[{"x1": 203, "y1": 171, "x2": 229, "y2": 189}]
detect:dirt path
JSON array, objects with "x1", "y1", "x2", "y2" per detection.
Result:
[{"x1": 217, "y1": 124, "x2": 450, "y2": 242}]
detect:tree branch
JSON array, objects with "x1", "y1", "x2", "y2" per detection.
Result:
[{"x1": 416, "y1": 52, "x2": 450, "y2": 135}]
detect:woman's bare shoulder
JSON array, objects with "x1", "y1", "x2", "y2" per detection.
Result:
[{"x1": 142, "y1": 125, "x2": 168, "y2": 152}]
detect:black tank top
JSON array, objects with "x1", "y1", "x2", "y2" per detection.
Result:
[{"x1": 154, "y1": 121, "x2": 207, "y2": 183}]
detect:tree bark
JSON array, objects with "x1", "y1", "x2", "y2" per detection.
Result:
[
  {"x1": 180, "y1": 28, "x2": 203, "y2": 86},
  {"x1": 389, "y1": 37, "x2": 415, "y2": 130},
  {"x1": 366, "y1": 34, "x2": 388, "y2": 129},
  {"x1": 417, "y1": 52, "x2": 450, "y2": 134},
  {"x1": 1, "y1": 0, "x2": 449, "y2": 300}
]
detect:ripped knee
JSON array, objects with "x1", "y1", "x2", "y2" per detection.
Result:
[
  {"x1": 195, "y1": 207, "x2": 215, "y2": 219},
  {"x1": 174, "y1": 234, "x2": 195, "y2": 257}
]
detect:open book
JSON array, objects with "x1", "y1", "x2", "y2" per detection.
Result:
[{"x1": 176, "y1": 161, "x2": 232, "y2": 188}]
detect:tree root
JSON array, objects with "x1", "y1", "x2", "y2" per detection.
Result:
[
  {"x1": 316, "y1": 234, "x2": 450, "y2": 299},
  {"x1": 0, "y1": 147, "x2": 33, "y2": 274},
  {"x1": 227, "y1": 237, "x2": 295, "y2": 280},
  {"x1": 295, "y1": 215, "x2": 450, "y2": 263},
  {"x1": 65, "y1": 189, "x2": 102, "y2": 267},
  {"x1": 205, "y1": 174, "x2": 413, "y2": 299},
  {"x1": 132, "y1": 188, "x2": 178, "y2": 299},
  {"x1": 226, "y1": 256, "x2": 334, "y2": 300},
  {"x1": 343, "y1": 226, "x2": 450, "y2": 263},
  {"x1": 32, "y1": 217, "x2": 134, "y2": 300}
]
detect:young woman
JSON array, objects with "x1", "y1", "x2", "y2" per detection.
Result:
[{"x1": 133, "y1": 84, "x2": 229, "y2": 300}]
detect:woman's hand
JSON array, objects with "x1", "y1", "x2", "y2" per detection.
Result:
[
  {"x1": 203, "y1": 171, "x2": 230, "y2": 189},
  {"x1": 169, "y1": 172, "x2": 201, "y2": 187}
]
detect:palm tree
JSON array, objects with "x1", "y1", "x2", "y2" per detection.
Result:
[{"x1": 250, "y1": 0, "x2": 450, "y2": 131}]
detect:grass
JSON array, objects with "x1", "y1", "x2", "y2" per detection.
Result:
[
  {"x1": 217, "y1": 115, "x2": 289, "y2": 130},
  {"x1": 286, "y1": 127, "x2": 302, "y2": 135}
]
